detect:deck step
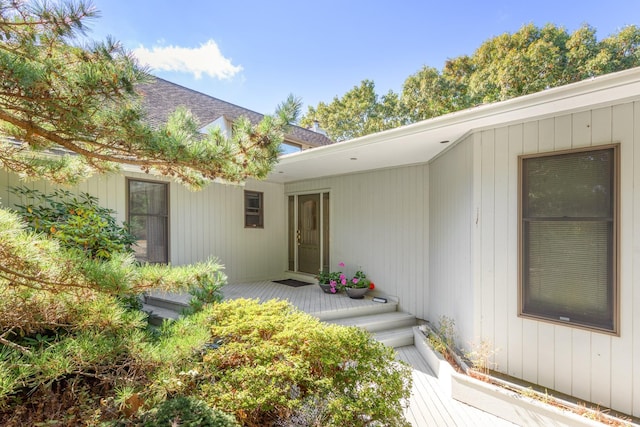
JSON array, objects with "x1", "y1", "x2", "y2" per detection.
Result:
[
  {"x1": 142, "y1": 303, "x2": 181, "y2": 326},
  {"x1": 329, "y1": 311, "x2": 417, "y2": 333},
  {"x1": 145, "y1": 292, "x2": 190, "y2": 313},
  {"x1": 314, "y1": 299, "x2": 398, "y2": 321},
  {"x1": 373, "y1": 327, "x2": 415, "y2": 348}
]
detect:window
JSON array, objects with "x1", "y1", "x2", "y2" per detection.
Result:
[
  {"x1": 127, "y1": 179, "x2": 169, "y2": 263},
  {"x1": 519, "y1": 145, "x2": 618, "y2": 333},
  {"x1": 245, "y1": 190, "x2": 263, "y2": 228},
  {"x1": 279, "y1": 141, "x2": 302, "y2": 155}
]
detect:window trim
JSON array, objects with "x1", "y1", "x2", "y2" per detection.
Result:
[
  {"x1": 126, "y1": 177, "x2": 170, "y2": 264},
  {"x1": 244, "y1": 190, "x2": 264, "y2": 229},
  {"x1": 517, "y1": 144, "x2": 620, "y2": 335}
]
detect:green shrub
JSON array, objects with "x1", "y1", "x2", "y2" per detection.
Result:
[
  {"x1": 139, "y1": 396, "x2": 238, "y2": 427},
  {"x1": 178, "y1": 299, "x2": 412, "y2": 426},
  {"x1": 10, "y1": 186, "x2": 135, "y2": 259}
]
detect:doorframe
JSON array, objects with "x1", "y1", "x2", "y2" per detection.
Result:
[{"x1": 286, "y1": 189, "x2": 330, "y2": 275}]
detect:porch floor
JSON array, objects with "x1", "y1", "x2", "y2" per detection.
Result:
[{"x1": 223, "y1": 281, "x2": 518, "y2": 426}]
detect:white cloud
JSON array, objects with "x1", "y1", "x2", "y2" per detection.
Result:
[{"x1": 133, "y1": 40, "x2": 243, "y2": 80}]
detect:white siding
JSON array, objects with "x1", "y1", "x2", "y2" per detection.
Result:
[
  {"x1": 461, "y1": 102, "x2": 640, "y2": 416},
  {"x1": 0, "y1": 171, "x2": 287, "y2": 284},
  {"x1": 285, "y1": 165, "x2": 429, "y2": 318},
  {"x1": 428, "y1": 135, "x2": 477, "y2": 349}
]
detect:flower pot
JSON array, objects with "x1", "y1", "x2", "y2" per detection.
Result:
[
  {"x1": 345, "y1": 287, "x2": 368, "y2": 299},
  {"x1": 318, "y1": 282, "x2": 338, "y2": 294}
]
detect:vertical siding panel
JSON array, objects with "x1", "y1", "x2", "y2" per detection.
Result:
[
  {"x1": 627, "y1": 102, "x2": 640, "y2": 417},
  {"x1": 506, "y1": 124, "x2": 523, "y2": 378},
  {"x1": 471, "y1": 133, "x2": 483, "y2": 345},
  {"x1": 537, "y1": 323, "x2": 555, "y2": 389},
  {"x1": 591, "y1": 107, "x2": 612, "y2": 146},
  {"x1": 421, "y1": 166, "x2": 429, "y2": 321},
  {"x1": 480, "y1": 130, "x2": 496, "y2": 356},
  {"x1": 493, "y1": 127, "x2": 509, "y2": 373},
  {"x1": 0, "y1": 169, "x2": 8, "y2": 208},
  {"x1": 633, "y1": 101, "x2": 640, "y2": 417},
  {"x1": 554, "y1": 327, "x2": 573, "y2": 395},
  {"x1": 591, "y1": 333, "x2": 612, "y2": 408},
  {"x1": 554, "y1": 114, "x2": 572, "y2": 150},
  {"x1": 113, "y1": 175, "x2": 126, "y2": 224},
  {"x1": 611, "y1": 102, "x2": 634, "y2": 415},
  {"x1": 521, "y1": 121, "x2": 539, "y2": 384},
  {"x1": 572, "y1": 110, "x2": 592, "y2": 148},
  {"x1": 538, "y1": 118, "x2": 555, "y2": 153},
  {"x1": 538, "y1": 118, "x2": 559, "y2": 391},
  {"x1": 168, "y1": 182, "x2": 178, "y2": 264},
  {"x1": 571, "y1": 329, "x2": 591, "y2": 401},
  {"x1": 591, "y1": 105, "x2": 614, "y2": 409}
]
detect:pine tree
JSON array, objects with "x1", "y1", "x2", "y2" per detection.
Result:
[{"x1": 0, "y1": 0, "x2": 300, "y2": 189}]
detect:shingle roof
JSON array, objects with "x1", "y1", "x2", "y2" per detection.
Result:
[{"x1": 136, "y1": 76, "x2": 333, "y2": 147}]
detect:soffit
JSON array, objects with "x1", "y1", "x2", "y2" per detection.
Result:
[{"x1": 268, "y1": 67, "x2": 640, "y2": 184}]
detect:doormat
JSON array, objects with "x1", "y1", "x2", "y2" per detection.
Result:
[{"x1": 273, "y1": 279, "x2": 314, "y2": 288}]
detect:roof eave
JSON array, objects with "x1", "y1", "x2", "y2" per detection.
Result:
[{"x1": 268, "y1": 67, "x2": 640, "y2": 184}]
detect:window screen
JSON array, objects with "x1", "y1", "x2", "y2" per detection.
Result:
[{"x1": 520, "y1": 147, "x2": 617, "y2": 332}]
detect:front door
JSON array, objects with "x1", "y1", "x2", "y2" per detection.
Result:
[
  {"x1": 288, "y1": 192, "x2": 329, "y2": 275},
  {"x1": 297, "y1": 194, "x2": 320, "y2": 274}
]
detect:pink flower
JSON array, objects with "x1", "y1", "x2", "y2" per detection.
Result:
[
  {"x1": 339, "y1": 273, "x2": 346, "y2": 280},
  {"x1": 330, "y1": 280, "x2": 337, "y2": 286},
  {"x1": 339, "y1": 262, "x2": 345, "y2": 267},
  {"x1": 352, "y1": 278, "x2": 359, "y2": 284},
  {"x1": 341, "y1": 278, "x2": 347, "y2": 285}
]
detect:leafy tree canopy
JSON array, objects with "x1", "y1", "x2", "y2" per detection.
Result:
[
  {"x1": 302, "y1": 23, "x2": 640, "y2": 141},
  {"x1": 0, "y1": 0, "x2": 300, "y2": 189}
]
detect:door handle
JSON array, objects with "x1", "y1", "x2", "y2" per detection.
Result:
[{"x1": 296, "y1": 229, "x2": 301, "y2": 245}]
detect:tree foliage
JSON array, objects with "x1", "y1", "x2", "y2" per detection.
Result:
[
  {"x1": 10, "y1": 186, "x2": 135, "y2": 259},
  {"x1": 302, "y1": 23, "x2": 640, "y2": 141},
  {"x1": 299, "y1": 80, "x2": 408, "y2": 141},
  {"x1": 0, "y1": 0, "x2": 300, "y2": 189}
]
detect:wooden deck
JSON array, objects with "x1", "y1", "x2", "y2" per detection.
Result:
[
  {"x1": 229, "y1": 282, "x2": 518, "y2": 426},
  {"x1": 156, "y1": 281, "x2": 518, "y2": 426}
]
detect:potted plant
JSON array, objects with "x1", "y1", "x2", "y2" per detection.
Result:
[
  {"x1": 316, "y1": 269, "x2": 343, "y2": 294},
  {"x1": 318, "y1": 262, "x2": 376, "y2": 297},
  {"x1": 343, "y1": 269, "x2": 375, "y2": 299}
]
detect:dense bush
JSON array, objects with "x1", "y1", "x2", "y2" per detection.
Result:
[
  {"x1": 10, "y1": 186, "x2": 135, "y2": 259},
  {"x1": 139, "y1": 395, "x2": 238, "y2": 427},
  {"x1": 165, "y1": 299, "x2": 413, "y2": 427}
]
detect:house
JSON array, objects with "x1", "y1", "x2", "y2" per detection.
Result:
[{"x1": 1, "y1": 68, "x2": 639, "y2": 417}]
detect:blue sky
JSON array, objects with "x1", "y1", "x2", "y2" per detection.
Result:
[{"x1": 87, "y1": 0, "x2": 640, "y2": 116}]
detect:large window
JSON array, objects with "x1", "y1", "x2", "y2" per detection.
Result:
[
  {"x1": 519, "y1": 145, "x2": 618, "y2": 333},
  {"x1": 128, "y1": 179, "x2": 168, "y2": 263}
]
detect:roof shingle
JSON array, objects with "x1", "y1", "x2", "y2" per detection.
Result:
[{"x1": 136, "y1": 77, "x2": 333, "y2": 147}]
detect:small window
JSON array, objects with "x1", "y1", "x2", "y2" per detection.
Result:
[
  {"x1": 519, "y1": 145, "x2": 618, "y2": 333},
  {"x1": 127, "y1": 179, "x2": 169, "y2": 263},
  {"x1": 280, "y1": 141, "x2": 302, "y2": 155},
  {"x1": 245, "y1": 190, "x2": 264, "y2": 228}
]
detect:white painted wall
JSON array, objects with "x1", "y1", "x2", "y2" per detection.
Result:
[
  {"x1": 285, "y1": 165, "x2": 429, "y2": 318},
  {"x1": 0, "y1": 170, "x2": 287, "y2": 284},
  {"x1": 444, "y1": 101, "x2": 640, "y2": 417}
]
